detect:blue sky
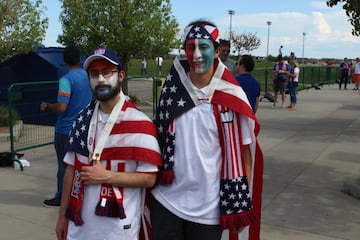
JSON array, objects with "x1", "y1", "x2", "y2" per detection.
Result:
[{"x1": 41, "y1": 0, "x2": 359, "y2": 59}]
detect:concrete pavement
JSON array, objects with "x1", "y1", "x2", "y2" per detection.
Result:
[{"x1": 0, "y1": 84, "x2": 359, "y2": 240}]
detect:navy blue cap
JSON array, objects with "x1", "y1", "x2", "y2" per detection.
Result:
[{"x1": 83, "y1": 48, "x2": 121, "y2": 69}]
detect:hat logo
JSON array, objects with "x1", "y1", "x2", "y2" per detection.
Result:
[{"x1": 94, "y1": 48, "x2": 106, "y2": 55}]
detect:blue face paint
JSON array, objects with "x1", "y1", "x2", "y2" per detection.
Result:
[{"x1": 185, "y1": 39, "x2": 215, "y2": 74}]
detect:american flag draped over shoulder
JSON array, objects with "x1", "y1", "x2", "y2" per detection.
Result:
[
  {"x1": 65, "y1": 96, "x2": 162, "y2": 237},
  {"x1": 153, "y1": 57, "x2": 264, "y2": 240}
]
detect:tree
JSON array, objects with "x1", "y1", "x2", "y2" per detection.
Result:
[
  {"x1": 326, "y1": 0, "x2": 360, "y2": 36},
  {"x1": 0, "y1": 0, "x2": 48, "y2": 62},
  {"x1": 231, "y1": 32, "x2": 261, "y2": 56},
  {"x1": 58, "y1": 0, "x2": 180, "y2": 71}
]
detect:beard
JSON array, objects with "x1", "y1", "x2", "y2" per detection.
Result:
[{"x1": 93, "y1": 82, "x2": 121, "y2": 102}]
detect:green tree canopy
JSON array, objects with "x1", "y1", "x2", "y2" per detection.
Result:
[
  {"x1": 327, "y1": 0, "x2": 360, "y2": 36},
  {"x1": 0, "y1": 0, "x2": 48, "y2": 62},
  {"x1": 58, "y1": 0, "x2": 180, "y2": 70}
]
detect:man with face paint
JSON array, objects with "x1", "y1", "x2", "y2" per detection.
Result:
[
  {"x1": 55, "y1": 48, "x2": 162, "y2": 240},
  {"x1": 151, "y1": 20, "x2": 264, "y2": 240}
]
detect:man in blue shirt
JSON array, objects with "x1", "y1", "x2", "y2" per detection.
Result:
[
  {"x1": 40, "y1": 45, "x2": 92, "y2": 207},
  {"x1": 236, "y1": 55, "x2": 261, "y2": 113}
]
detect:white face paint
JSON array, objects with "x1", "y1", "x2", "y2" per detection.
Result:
[
  {"x1": 90, "y1": 71, "x2": 118, "y2": 92},
  {"x1": 90, "y1": 72, "x2": 120, "y2": 102}
]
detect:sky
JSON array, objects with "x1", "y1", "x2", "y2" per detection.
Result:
[{"x1": 40, "y1": 0, "x2": 359, "y2": 59}]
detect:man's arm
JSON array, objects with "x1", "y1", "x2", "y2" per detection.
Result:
[
  {"x1": 80, "y1": 161, "x2": 157, "y2": 188},
  {"x1": 40, "y1": 102, "x2": 68, "y2": 113},
  {"x1": 243, "y1": 144, "x2": 252, "y2": 182}
]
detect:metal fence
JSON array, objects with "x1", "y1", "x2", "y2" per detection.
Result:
[
  {"x1": 253, "y1": 65, "x2": 340, "y2": 93},
  {"x1": 4, "y1": 65, "x2": 342, "y2": 167}
]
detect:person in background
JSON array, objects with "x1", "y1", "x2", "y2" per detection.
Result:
[
  {"x1": 352, "y1": 57, "x2": 360, "y2": 90},
  {"x1": 286, "y1": 59, "x2": 300, "y2": 111},
  {"x1": 151, "y1": 19, "x2": 263, "y2": 240},
  {"x1": 236, "y1": 55, "x2": 261, "y2": 114},
  {"x1": 55, "y1": 48, "x2": 162, "y2": 240},
  {"x1": 272, "y1": 55, "x2": 290, "y2": 108},
  {"x1": 339, "y1": 57, "x2": 350, "y2": 90},
  {"x1": 141, "y1": 57, "x2": 147, "y2": 75},
  {"x1": 278, "y1": 45, "x2": 283, "y2": 56},
  {"x1": 219, "y1": 39, "x2": 237, "y2": 76},
  {"x1": 156, "y1": 56, "x2": 163, "y2": 75},
  {"x1": 40, "y1": 45, "x2": 92, "y2": 207}
]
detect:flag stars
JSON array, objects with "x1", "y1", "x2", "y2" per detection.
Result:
[
  {"x1": 80, "y1": 124, "x2": 86, "y2": 132},
  {"x1": 75, "y1": 130, "x2": 80, "y2": 138},
  {"x1": 221, "y1": 199, "x2": 229, "y2": 207},
  {"x1": 86, "y1": 109, "x2": 93, "y2": 116},
  {"x1": 170, "y1": 85, "x2": 177, "y2": 93},
  {"x1": 77, "y1": 115, "x2": 84, "y2": 123},
  {"x1": 166, "y1": 74, "x2": 173, "y2": 81},
  {"x1": 177, "y1": 98, "x2": 186, "y2": 107},
  {"x1": 159, "y1": 111, "x2": 164, "y2": 120},
  {"x1": 166, "y1": 97, "x2": 173, "y2": 106},
  {"x1": 80, "y1": 140, "x2": 86, "y2": 148}
]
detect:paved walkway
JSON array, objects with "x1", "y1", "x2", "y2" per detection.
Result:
[{"x1": 0, "y1": 84, "x2": 359, "y2": 240}]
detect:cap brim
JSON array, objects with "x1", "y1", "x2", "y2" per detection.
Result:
[{"x1": 83, "y1": 55, "x2": 119, "y2": 70}]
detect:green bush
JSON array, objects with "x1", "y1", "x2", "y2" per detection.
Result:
[{"x1": 0, "y1": 105, "x2": 20, "y2": 127}]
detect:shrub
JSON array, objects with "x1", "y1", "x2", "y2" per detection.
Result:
[{"x1": 0, "y1": 105, "x2": 20, "y2": 127}]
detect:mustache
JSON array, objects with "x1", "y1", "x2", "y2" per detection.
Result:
[{"x1": 95, "y1": 84, "x2": 111, "y2": 90}]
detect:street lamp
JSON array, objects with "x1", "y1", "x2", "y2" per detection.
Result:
[
  {"x1": 266, "y1": 21, "x2": 272, "y2": 59},
  {"x1": 228, "y1": 10, "x2": 235, "y2": 43},
  {"x1": 302, "y1": 32, "x2": 306, "y2": 64}
]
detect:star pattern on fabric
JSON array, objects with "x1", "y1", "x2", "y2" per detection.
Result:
[
  {"x1": 220, "y1": 177, "x2": 252, "y2": 214},
  {"x1": 66, "y1": 103, "x2": 94, "y2": 156},
  {"x1": 185, "y1": 25, "x2": 212, "y2": 41},
  {"x1": 154, "y1": 65, "x2": 195, "y2": 170}
]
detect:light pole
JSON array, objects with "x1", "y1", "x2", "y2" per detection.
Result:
[
  {"x1": 302, "y1": 32, "x2": 306, "y2": 64},
  {"x1": 266, "y1": 21, "x2": 272, "y2": 59},
  {"x1": 228, "y1": 10, "x2": 235, "y2": 43}
]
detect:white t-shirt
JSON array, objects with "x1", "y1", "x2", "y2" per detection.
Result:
[
  {"x1": 152, "y1": 85, "x2": 252, "y2": 225},
  {"x1": 292, "y1": 67, "x2": 300, "y2": 82},
  {"x1": 64, "y1": 111, "x2": 158, "y2": 240},
  {"x1": 354, "y1": 62, "x2": 360, "y2": 74}
]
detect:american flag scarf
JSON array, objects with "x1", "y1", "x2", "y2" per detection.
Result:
[
  {"x1": 154, "y1": 57, "x2": 263, "y2": 240},
  {"x1": 65, "y1": 95, "x2": 162, "y2": 229}
]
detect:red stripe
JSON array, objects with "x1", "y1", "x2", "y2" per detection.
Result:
[
  {"x1": 58, "y1": 91, "x2": 70, "y2": 97},
  {"x1": 101, "y1": 147, "x2": 162, "y2": 166},
  {"x1": 111, "y1": 120, "x2": 158, "y2": 136},
  {"x1": 249, "y1": 142, "x2": 264, "y2": 240},
  {"x1": 213, "y1": 91, "x2": 254, "y2": 119}
]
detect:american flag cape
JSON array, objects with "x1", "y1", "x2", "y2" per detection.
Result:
[
  {"x1": 65, "y1": 96, "x2": 162, "y2": 238},
  {"x1": 153, "y1": 57, "x2": 263, "y2": 240}
]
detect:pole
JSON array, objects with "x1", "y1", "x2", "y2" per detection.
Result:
[
  {"x1": 228, "y1": 10, "x2": 235, "y2": 44},
  {"x1": 266, "y1": 21, "x2": 272, "y2": 59},
  {"x1": 302, "y1": 32, "x2": 306, "y2": 64}
]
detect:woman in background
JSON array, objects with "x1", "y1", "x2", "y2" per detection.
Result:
[{"x1": 287, "y1": 59, "x2": 300, "y2": 111}]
